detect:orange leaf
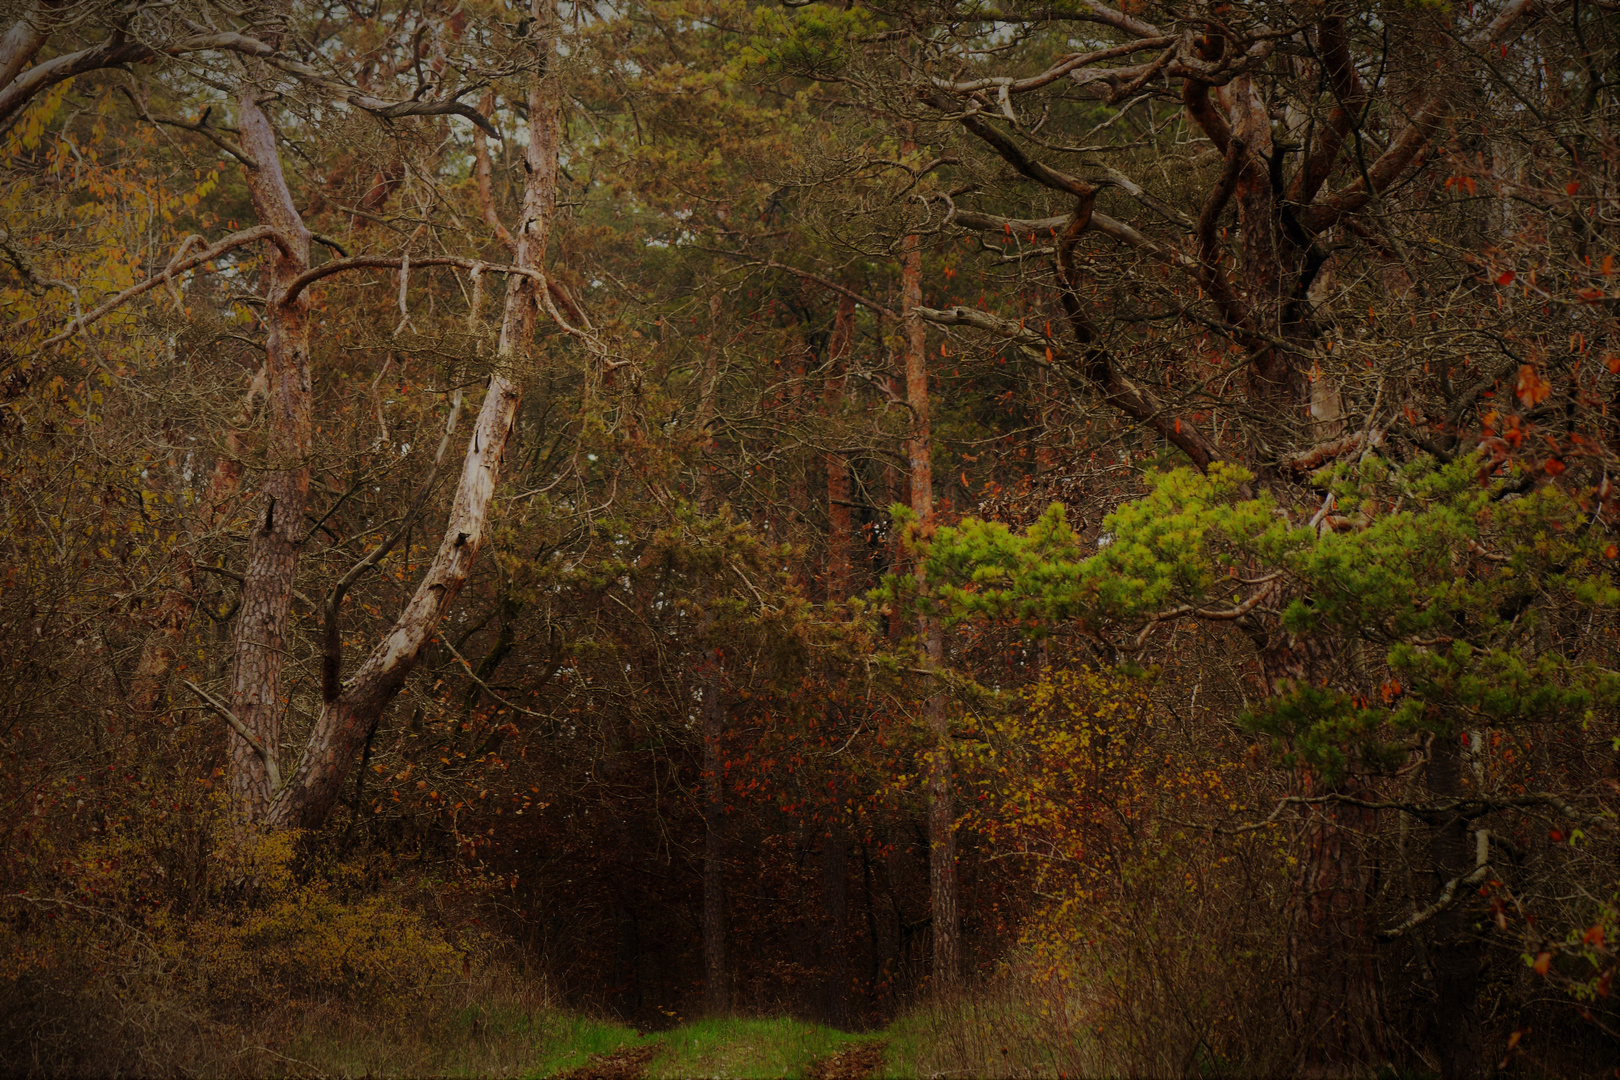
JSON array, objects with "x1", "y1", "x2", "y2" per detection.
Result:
[
  {"x1": 1577, "y1": 287, "x2": 1607, "y2": 303},
  {"x1": 1607, "y1": 545, "x2": 1618, "y2": 560},
  {"x1": 1608, "y1": 354, "x2": 1620, "y2": 374},
  {"x1": 1545, "y1": 458, "x2": 1566, "y2": 476},
  {"x1": 1533, "y1": 951, "x2": 1553, "y2": 976},
  {"x1": 1584, "y1": 925, "x2": 1607, "y2": 947},
  {"x1": 1604, "y1": 255, "x2": 1616, "y2": 276},
  {"x1": 1517, "y1": 365, "x2": 1552, "y2": 406}
]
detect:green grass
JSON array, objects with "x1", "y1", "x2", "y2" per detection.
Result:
[
  {"x1": 645, "y1": 1017, "x2": 876, "y2": 1079},
  {"x1": 525, "y1": 1015, "x2": 882, "y2": 1079},
  {"x1": 525, "y1": 1014, "x2": 650, "y2": 1078}
]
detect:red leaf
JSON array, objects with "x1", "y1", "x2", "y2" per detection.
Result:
[
  {"x1": 1577, "y1": 287, "x2": 1607, "y2": 303},
  {"x1": 1517, "y1": 365, "x2": 1552, "y2": 406},
  {"x1": 1497, "y1": 270, "x2": 1515, "y2": 285},
  {"x1": 1533, "y1": 951, "x2": 1553, "y2": 976},
  {"x1": 1545, "y1": 458, "x2": 1566, "y2": 476}
]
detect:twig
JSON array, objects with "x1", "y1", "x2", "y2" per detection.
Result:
[{"x1": 439, "y1": 636, "x2": 553, "y2": 720}]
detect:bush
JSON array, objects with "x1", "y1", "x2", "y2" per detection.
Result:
[{"x1": 0, "y1": 797, "x2": 479, "y2": 1076}]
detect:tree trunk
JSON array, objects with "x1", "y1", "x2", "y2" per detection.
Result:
[
  {"x1": 129, "y1": 415, "x2": 253, "y2": 715},
  {"x1": 821, "y1": 791, "x2": 850, "y2": 1027},
  {"x1": 702, "y1": 675, "x2": 728, "y2": 1015},
  {"x1": 824, "y1": 294, "x2": 855, "y2": 603},
  {"x1": 1260, "y1": 632, "x2": 1385, "y2": 1069},
  {"x1": 695, "y1": 289, "x2": 729, "y2": 1014},
  {"x1": 1427, "y1": 733, "x2": 1484, "y2": 1080},
  {"x1": 902, "y1": 226, "x2": 959, "y2": 992},
  {"x1": 250, "y1": 0, "x2": 560, "y2": 831},
  {"x1": 228, "y1": 83, "x2": 313, "y2": 821}
]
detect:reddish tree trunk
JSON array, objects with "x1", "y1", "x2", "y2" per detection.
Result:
[
  {"x1": 819, "y1": 293, "x2": 856, "y2": 1023},
  {"x1": 902, "y1": 227, "x2": 959, "y2": 992},
  {"x1": 228, "y1": 83, "x2": 314, "y2": 820},
  {"x1": 696, "y1": 290, "x2": 729, "y2": 1013}
]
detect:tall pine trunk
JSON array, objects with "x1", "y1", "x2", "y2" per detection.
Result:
[
  {"x1": 820, "y1": 294, "x2": 856, "y2": 1024},
  {"x1": 697, "y1": 290, "x2": 729, "y2": 1014},
  {"x1": 1427, "y1": 734, "x2": 1483, "y2": 1080},
  {"x1": 902, "y1": 225, "x2": 959, "y2": 992},
  {"x1": 228, "y1": 76, "x2": 313, "y2": 821}
]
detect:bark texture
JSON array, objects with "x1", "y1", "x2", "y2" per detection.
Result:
[
  {"x1": 228, "y1": 83, "x2": 313, "y2": 820},
  {"x1": 702, "y1": 676, "x2": 729, "y2": 1015}
]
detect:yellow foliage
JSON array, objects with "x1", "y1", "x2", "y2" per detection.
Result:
[
  {"x1": 2, "y1": 805, "x2": 466, "y2": 1028},
  {"x1": 959, "y1": 667, "x2": 1154, "y2": 908}
]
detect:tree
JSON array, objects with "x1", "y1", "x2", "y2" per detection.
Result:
[{"x1": 3, "y1": 0, "x2": 571, "y2": 831}]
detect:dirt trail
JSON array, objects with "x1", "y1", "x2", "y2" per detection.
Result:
[
  {"x1": 556, "y1": 1044, "x2": 657, "y2": 1080},
  {"x1": 807, "y1": 1041, "x2": 887, "y2": 1080}
]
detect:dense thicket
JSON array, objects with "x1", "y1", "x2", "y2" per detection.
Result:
[{"x1": 3, "y1": 0, "x2": 1620, "y2": 1076}]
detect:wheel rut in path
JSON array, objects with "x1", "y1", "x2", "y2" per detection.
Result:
[
  {"x1": 556, "y1": 1044, "x2": 656, "y2": 1080},
  {"x1": 807, "y1": 1041, "x2": 887, "y2": 1080}
]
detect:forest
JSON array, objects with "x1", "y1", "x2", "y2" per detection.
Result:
[{"x1": 2, "y1": 0, "x2": 1620, "y2": 1076}]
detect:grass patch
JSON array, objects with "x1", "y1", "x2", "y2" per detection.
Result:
[
  {"x1": 874, "y1": 997, "x2": 1095, "y2": 1080},
  {"x1": 526, "y1": 1014, "x2": 650, "y2": 1077},
  {"x1": 646, "y1": 1017, "x2": 875, "y2": 1079},
  {"x1": 526, "y1": 1015, "x2": 877, "y2": 1079},
  {"x1": 622, "y1": 1016, "x2": 874, "y2": 1075}
]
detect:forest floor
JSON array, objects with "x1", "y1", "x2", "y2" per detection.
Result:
[
  {"x1": 269, "y1": 982, "x2": 1075, "y2": 1078},
  {"x1": 539, "y1": 1016, "x2": 889, "y2": 1080}
]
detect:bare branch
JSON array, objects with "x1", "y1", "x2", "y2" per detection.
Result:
[
  {"x1": 280, "y1": 253, "x2": 535, "y2": 306},
  {"x1": 440, "y1": 636, "x2": 553, "y2": 720},
  {"x1": 931, "y1": 37, "x2": 1174, "y2": 94},
  {"x1": 721, "y1": 255, "x2": 899, "y2": 319},
  {"x1": 40, "y1": 226, "x2": 293, "y2": 348},
  {"x1": 1379, "y1": 830, "x2": 1493, "y2": 940}
]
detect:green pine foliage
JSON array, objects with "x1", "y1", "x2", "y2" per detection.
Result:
[{"x1": 930, "y1": 454, "x2": 1620, "y2": 777}]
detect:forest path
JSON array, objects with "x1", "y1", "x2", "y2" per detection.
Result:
[
  {"x1": 542, "y1": 1017, "x2": 888, "y2": 1079},
  {"x1": 555, "y1": 1044, "x2": 658, "y2": 1080},
  {"x1": 807, "y1": 1040, "x2": 888, "y2": 1080}
]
